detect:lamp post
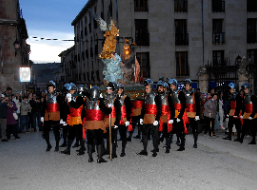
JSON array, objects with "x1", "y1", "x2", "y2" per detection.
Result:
[{"x1": 236, "y1": 55, "x2": 242, "y2": 65}]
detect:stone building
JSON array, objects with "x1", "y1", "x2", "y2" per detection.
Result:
[
  {"x1": 0, "y1": 0, "x2": 30, "y2": 93},
  {"x1": 59, "y1": 0, "x2": 257, "y2": 92}
]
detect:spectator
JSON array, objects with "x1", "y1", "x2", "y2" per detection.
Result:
[
  {"x1": 27, "y1": 93, "x2": 33, "y2": 131},
  {"x1": 218, "y1": 91, "x2": 225, "y2": 129},
  {"x1": 30, "y1": 94, "x2": 42, "y2": 132},
  {"x1": 0, "y1": 95, "x2": 9, "y2": 141},
  {"x1": 2, "y1": 87, "x2": 12, "y2": 97},
  {"x1": 20, "y1": 96, "x2": 31, "y2": 133},
  {"x1": 204, "y1": 94, "x2": 218, "y2": 136},
  {"x1": 13, "y1": 92, "x2": 22, "y2": 133},
  {"x1": 6, "y1": 98, "x2": 20, "y2": 139}
]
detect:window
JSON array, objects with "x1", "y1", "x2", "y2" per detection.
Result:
[
  {"x1": 212, "y1": 19, "x2": 225, "y2": 44},
  {"x1": 247, "y1": 19, "x2": 257, "y2": 43},
  {"x1": 176, "y1": 52, "x2": 189, "y2": 76},
  {"x1": 247, "y1": 0, "x2": 257, "y2": 12},
  {"x1": 213, "y1": 50, "x2": 225, "y2": 66},
  {"x1": 175, "y1": 19, "x2": 188, "y2": 45},
  {"x1": 247, "y1": 49, "x2": 257, "y2": 63},
  {"x1": 174, "y1": 0, "x2": 188, "y2": 13},
  {"x1": 135, "y1": 19, "x2": 149, "y2": 46},
  {"x1": 136, "y1": 52, "x2": 150, "y2": 78},
  {"x1": 212, "y1": 0, "x2": 225, "y2": 12},
  {"x1": 134, "y1": 0, "x2": 148, "y2": 12}
]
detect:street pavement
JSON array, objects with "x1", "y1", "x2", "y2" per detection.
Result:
[{"x1": 0, "y1": 129, "x2": 257, "y2": 190}]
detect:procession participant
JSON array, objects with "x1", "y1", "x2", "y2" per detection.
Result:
[
  {"x1": 116, "y1": 83, "x2": 131, "y2": 157},
  {"x1": 240, "y1": 83, "x2": 257, "y2": 144},
  {"x1": 83, "y1": 86, "x2": 112, "y2": 163},
  {"x1": 168, "y1": 78, "x2": 187, "y2": 151},
  {"x1": 138, "y1": 79, "x2": 162, "y2": 157},
  {"x1": 104, "y1": 82, "x2": 121, "y2": 159},
  {"x1": 59, "y1": 83, "x2": 70, "y2": 147},
  {"x1": 184, "y1": 79, "x2": 201, "y2": 148},
  {"x1": 41, "y1": 80, "x2": 62, "y2": 152},
  {"x1": 223, "y1": 83, "x2": 242, "y2": 141},
  {"x1": 60, "y1": 83, "x2": 85, "y2": 155},
  {"x1": 157, "y1": 80, "x2": 172, "y2": 153}
]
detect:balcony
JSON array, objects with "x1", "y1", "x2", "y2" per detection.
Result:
[
  {"x1": 174, "y1": 0, "x2": 188, "y2": 13},
  {"x1": 212, "y1": 33, "x2": 225, "y2": 45},
  {"x1": 175, "y1": 33, "x2": 189, "y2": 45},
  {"x1": 134, "y1": 0, "x2": 148, "y2": 12},
  {"x1": 212, "y1": 0, "x2": 225, "y2": 12},
  {"x1": 247, "y1": 32, "x2": 257, "y2": 43},
  {"x1": 135, "y1": 32, "x2": 149, "y2": 46},
  {"x1": 248, "y1": 0, "x2": 257, "y2": 12}
]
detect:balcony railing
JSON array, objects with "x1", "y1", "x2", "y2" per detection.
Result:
[
  {"x1": 247, "y1": 32, "x2": 257, "y2": 43},
  {"x1": 135, "y1": 32, "x2": 149, "y2": 46},
  {"x1": 134, "y1": 0, "x2": 148, "y2": 12},
  {"x1": 248, "y1": 0, "x2": 257, "y2": 12},
  {"x1": 212, "y1": 0, "x2": 225, "y2": 12},
  {"x1": 174, "y1": 0, "x2": 188, "y2": 13},
  {"x1": 212, "y1": 33, "x2": 225, "y2": 44},
  {"x1": 175, "y1": 33, "x2": 189, "y2": 45}
]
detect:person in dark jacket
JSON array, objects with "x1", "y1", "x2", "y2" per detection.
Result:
[
  {"x1": 6, "y1": 98, "x2": 20, "y2": 139},
  {"x1": 30, "y1": 94, "x2": 42, "y2": 132},
  {"x1": 0, "y1": 95, "x2": 9, "y2": 141}
]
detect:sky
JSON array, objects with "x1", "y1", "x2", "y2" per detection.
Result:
[{"x1": 20, "y1": 0, "x2": 88, "y2": 63}]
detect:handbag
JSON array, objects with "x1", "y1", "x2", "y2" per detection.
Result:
[{"x1": 13, "y1": 112, "x2": 18, "y2": 120}]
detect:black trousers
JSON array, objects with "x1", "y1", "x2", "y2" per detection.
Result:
[
  {"x1": 6, "y1": 124, "x2": 18, "y2": 138},
  {"x1": 43, "y1": 121, "x2": 60, "y2": 147},
  {"x1": 132, "y1": 116, "x2": 142, "y2": 137},
  {"x1": 142, "y1": 124, "x2": 159, "y2": 153},
  {"x1": 162, "y1": 123, "x2": 172, "y2": 148},
  {"x1": 228, "y1": 116, "x2": 241, "y2": 139},
  {"x1": 119, "y1": 125, "x2": 127, "y2": 149},
  {"x1": 241, "y1": 119, "x2": 257, "y2": 141},
  {"x1": 173, "y1": 119, "x2": 185, "y2": 148},
  {"x1": 87, "y1": 129, "x2": 104, "y2": 146}
]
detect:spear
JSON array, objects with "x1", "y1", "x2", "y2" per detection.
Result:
[{"x1": 109, "y1": 94, "x2": 112, "y2": 161}]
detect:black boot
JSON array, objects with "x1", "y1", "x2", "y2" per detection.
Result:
[
  {"x1": 193, "y1": 133, "x2": 198, "y2": 148},
  {"x1": 120, "y1": 148, "x2": 126, "y2": 157},
  {"x1": 45, "y1": 133, "x2": 52, "y2": 151},
  {"x1": 137, "y1": 150, "x2": 148, "y2": 156},
  {"x1": 97, "y1": 144, "x2": 107, "y2": 163},
  {"x1": 177, "y1": 134, "x2": 185, "y2": 151},
  {"x1": 72, "y1": 137, "x2": 80, "y2": 148},
  {"x1": 165, "y1": 137, "x2": 171, "y2": 153},
  {"x1": 223, "y1": 136, "x2": 231, "y2": 141},
  {"x1": 60, "y1": 140, "x2": 72, "y2": 155},
  {"x1": 77, "y1": 139, "x2": 86, "y2": 155},
  {"x1": 88, "y1": 144, "x2": 94, "y2": 162}
]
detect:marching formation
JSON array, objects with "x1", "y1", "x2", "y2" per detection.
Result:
[{"x1": 40, "y1": 79, "x2": 256, "y2": 163}]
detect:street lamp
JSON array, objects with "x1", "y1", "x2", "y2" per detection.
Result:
[
  {"x1": 236, "y1": 55, "x2": 242, "y2": 65},
  {"x1": 13, "y1": 39, "x2": 20, "y2": 49}
]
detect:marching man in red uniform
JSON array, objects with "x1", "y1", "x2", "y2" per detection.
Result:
[
  {"x1": 83, "y1": 86, "x2": 112, "y2": 163},
  {"x1": 240, "y1": 83, "x2": 257, "y2": 144},
  {"x1": 60, "y1": 83, "x2": 85, "y2": 155},
  {"x1": 138, "y1": 79, "x2": 162, "y2": 157},
  {"x1": 117, "y1": 83, "x2": 131, "y2": 157},
  {"x1": 41, "y1": 80, "x2": 63, "y2": 152},
  {"x1": 184, "y1": 79, "x2": 200, "y2": 149},
  {"x1": 168, "y1": 78, "x2": 187, "y2": 151}
]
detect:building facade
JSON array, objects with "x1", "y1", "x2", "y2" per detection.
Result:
[
  {"x1": 0, "y1": 0, "x2": 30, "y2": 93},
  {"x1": 59, "y1": 0, "x2": 257, "y2": 90}
]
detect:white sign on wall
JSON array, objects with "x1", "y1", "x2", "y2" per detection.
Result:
[{"x1": 20, "y1": 67, "x2": 31, "y2": 82}]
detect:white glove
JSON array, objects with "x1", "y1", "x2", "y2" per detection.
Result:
[
  {"x1": 41, "y1": 117, "x2": 44, "y2": 123},
  {"x1": 249, "y1": 117, "x2": 253, "y2": 120},
  {"x1": 176, "y1": 118, "x2": 181, "y2": 123},
  {"x1": 125, "y1": 121, "x2": 130, "y2": 127},
  {"x1": 168, "y1": 119, "x2": 174, "y2": 124},
  {"x1": 233, "y1": 115, "x2": 238, "y2": 118},
  {"x1": 62, "y1": 122, "x2": 67, "y2": 126},
  {"x1": 107, "y1": 103, "x2": 112, "y2": 108},
  {"x1": 153, "y1": 120, "x2": 158, "y2": 126},
  {"x1": 66, "y1": 93, "x2": 72, "y2": 102},
  {"x1": 195, "y1": 116, "x2": 200, "y2": 121},
  {"x1": 99, "y1": 93, "x2": 103, "y2": 98},
  {"x1": 226, "y1": 114, "x2": 229, "y2": 118},
  {"x1": 60, "y1": 119, "x2": 64, "y2": 124},
  {"x1": 240, "y1": 115, "x2": 243, "y2": 119},
  {"x1": 140, "y1": 118, "x2": 143, "y2": 125},
  {"x1": 114, "y1": 125, "x2": 118, "y2": 129}
]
